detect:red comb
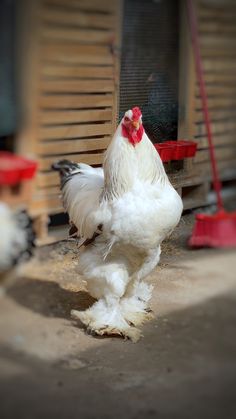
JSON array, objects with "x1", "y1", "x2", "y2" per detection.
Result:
[{"x1": 132, "y1": 107, "x2": 142, "y2": 121}]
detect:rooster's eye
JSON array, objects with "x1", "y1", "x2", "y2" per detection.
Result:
[{"x1": 124, "y1": 116, "x2": 130, "y2": 122}]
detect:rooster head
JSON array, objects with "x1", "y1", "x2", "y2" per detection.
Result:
[{"x1": 121, "y1": 106, "x2": 144, "y2": 146}]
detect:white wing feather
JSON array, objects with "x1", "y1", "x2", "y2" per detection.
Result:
[{"x1": 62, "y1": 166, "x2": 105, "y2": 239}]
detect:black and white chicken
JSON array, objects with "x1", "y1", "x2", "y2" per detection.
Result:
[{"x1": 0, "y1": 203, "x2": 35, "y2": 275}]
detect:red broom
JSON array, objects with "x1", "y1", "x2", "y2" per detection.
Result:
[{"x1": 187, "y1": 0, "x2": 236, "y2": 248}]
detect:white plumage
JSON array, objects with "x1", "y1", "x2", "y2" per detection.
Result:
[{"x1": 54, "y1": 107, "x2": 183, "y2": 341}]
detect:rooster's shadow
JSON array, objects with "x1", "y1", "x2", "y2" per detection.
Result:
[{"x1": 7, "y1": 277, "x2": 95, "y2": 321}]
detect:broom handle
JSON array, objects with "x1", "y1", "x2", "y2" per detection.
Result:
[{"x1": 187, "y1": 0, "x2": 224, "y2": 211}]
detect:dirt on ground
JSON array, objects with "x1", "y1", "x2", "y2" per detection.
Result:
[{"x1": 0, "y1": 215, "x2": 236, "y2": 419}]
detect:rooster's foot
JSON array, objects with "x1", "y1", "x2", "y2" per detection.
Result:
[
  {"x1": 71, "y1": 309, "x2": 141, "y2": 343},
  {"x1": 91, "y1": 325, "x2": 142, "y2": 343}
]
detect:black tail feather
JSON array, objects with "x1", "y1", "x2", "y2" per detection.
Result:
[
  {"x1": 52, "y1": 160, "x2": 80, "y2": 188},
  {"x1": 52, "y1": 159, "x2": 79, "y2": 174}
]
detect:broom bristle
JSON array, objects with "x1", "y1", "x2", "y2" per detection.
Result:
[{"x1": 189, "y1": 211, "x2": 236, "y2": 248}]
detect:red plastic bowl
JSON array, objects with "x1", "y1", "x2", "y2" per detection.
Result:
[
  {"x1": 154, "y1": 143, "x2": 176, "y2": 162},
  {"x1": 0, "y1": 152, "x2": 37, "y2": 186},
  {"x1": 21, "y1": 161, "x2": 38, "y2": 180}
]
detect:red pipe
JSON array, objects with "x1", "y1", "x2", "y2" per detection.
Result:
[{"x1": 187, "y1": 0, "x2": 224, "y2": 211}]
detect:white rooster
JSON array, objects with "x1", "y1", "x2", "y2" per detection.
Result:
[{"x1": 53, "y1": 107, "x2": 183, "y2": 341}]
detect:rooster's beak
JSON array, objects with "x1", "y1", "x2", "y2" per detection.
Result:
[{"x1": 132, "y1": 121, "x2": 139, "y2": 129}]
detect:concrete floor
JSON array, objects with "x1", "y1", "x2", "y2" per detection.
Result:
[{"x1": 0, "y1": 216, "x2": 236, "y2": 419}]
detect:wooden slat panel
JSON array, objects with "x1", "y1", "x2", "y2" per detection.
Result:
[
  {"x1": 198, "y1": 7, "x2": 236, "y2": 20},
  {"x1": 199, "y1": 21, "x2": 236, "y2": 35},
  {"x1": 200, "y1": 48, "x2": 236, "y2": 58},
  {"x1": 197, "y1": 132, "x2": 236, "y2": 148},
  {"x1": 194, "y1": 120, "x2": 236, "y2": 137},
  {"x1": 42, "y1": 64, "x2": 113, "y2": 79},
  {"x1": 35, "y1": 185, "x2": 60, "y2": 195},
  {"x1": 193, "y1": 158, "x2": 236, "y2": 175},
  {"x1": 30, "y1": 196, "x2": 63, "y2": 215},
  {"x1": 193, "y1": 0, "x2": 236, "y2": 188},
  {"x1": 196, "y1": 85, "x2": 236, "y2": 97},
  {"x1": 41, "y1": 9, "x2": 114, "y2": 29},
  {"x1": 36, "y1": 136, "x2": 110, "y2": 154},
  {"x1": 41, "y1": 79, "x2": 114, "y2": 93},
  {"x1": 39, "y1": 122, "x2": 112, "y2": 140},
  {"x1": 203, "y1": 59, "x2": 236, "y2": 73},
  {"x1": 40, "y1": 109, "x2": 112, "y2": 124},
  {"x1": 195, "y1": 96, "x2": 236, "y2": 109},
  {"x1": 44, "y1": 0, "x2": 116, "y2": 13},
  {"x1": 199, "y1": 0, "x2": 236, "y2": 7},
  {"x1": 39, "y1": 152, "x2": 104, "y2": 170},
  {"x1": 39, "y1": 93, "x2": 113, "y2": 109},
  {"x1": 194, "y1": 147, "x2": 236, "y2": 163},
  {"x1": 18, "y1": 0, "x2": 120, "y2": 219},
  {"x1": 195, "y1": 108, "x2": 236, "y2": 123},
  {"x1": 200, "y1": 35, "x2": 236, "y2": 49},
  {"x1": 203, "y1": 72, "x2": 236, "y2": 84},
  {"x1": 42, "y1": 44, "x2": 113, "y2": 65},
  {"x1": 37, "y1": 172, "x2": 61, "y2": 187},
  {"x1": 42, "y1": 27, "x2": 114, "y2": 44}
]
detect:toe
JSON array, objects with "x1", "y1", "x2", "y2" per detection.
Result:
[{"x1": 125, "y1": 326, "x2": 142, "y2": 343}]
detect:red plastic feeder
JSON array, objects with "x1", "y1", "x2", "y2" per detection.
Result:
[
  {"x1": 174, "y1": 140, "x2": 197, "y2": 159},
  {"x1": 154, "y1": 140, "x2": 197, "y2": 162},
  {"x1": 0, "y1": 152, "x2": 37, "y2": 186},
  {"x1": 154, "y1": 143, "x2": 176, "y2": 162},
  {"x1": 183, "y1": 140, "x2": 197, "y2": 158}
]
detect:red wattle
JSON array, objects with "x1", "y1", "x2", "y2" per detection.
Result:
[{"x1": 121, "y1": 124, "x2": 144, "y2": 146}]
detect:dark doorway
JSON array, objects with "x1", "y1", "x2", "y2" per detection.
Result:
[{"x1": 119, "y1": 0, "x2": 179, "y2": 143}]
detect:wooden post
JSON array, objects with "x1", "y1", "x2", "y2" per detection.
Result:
[
  {"x1": 112, "y1": 0, "x2": 123, "y2": 131},
  {"x1": 33, "y1": 214, "x2": 50, "y2": 243},
  {"x1": 16, "y1": 0, "x2": 41, "y2": 156},
  {"x1": 178, "y1": 0, "x2": 196, "y2": 144}
]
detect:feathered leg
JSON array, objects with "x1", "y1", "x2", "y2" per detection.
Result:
[
  {"x1": 71, "y1": 244, "x2": 142, "y2": 342},
  {"x1": 72, "y1": 295, "x2": 141, "y2": 342},
  {"x1": 121, "y1": 246, "x2": 161, "y2": 326}
]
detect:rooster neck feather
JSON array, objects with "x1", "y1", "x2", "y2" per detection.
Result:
[{"x1": 102, "y1": 124, "x2": 168, "y2": 201}]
